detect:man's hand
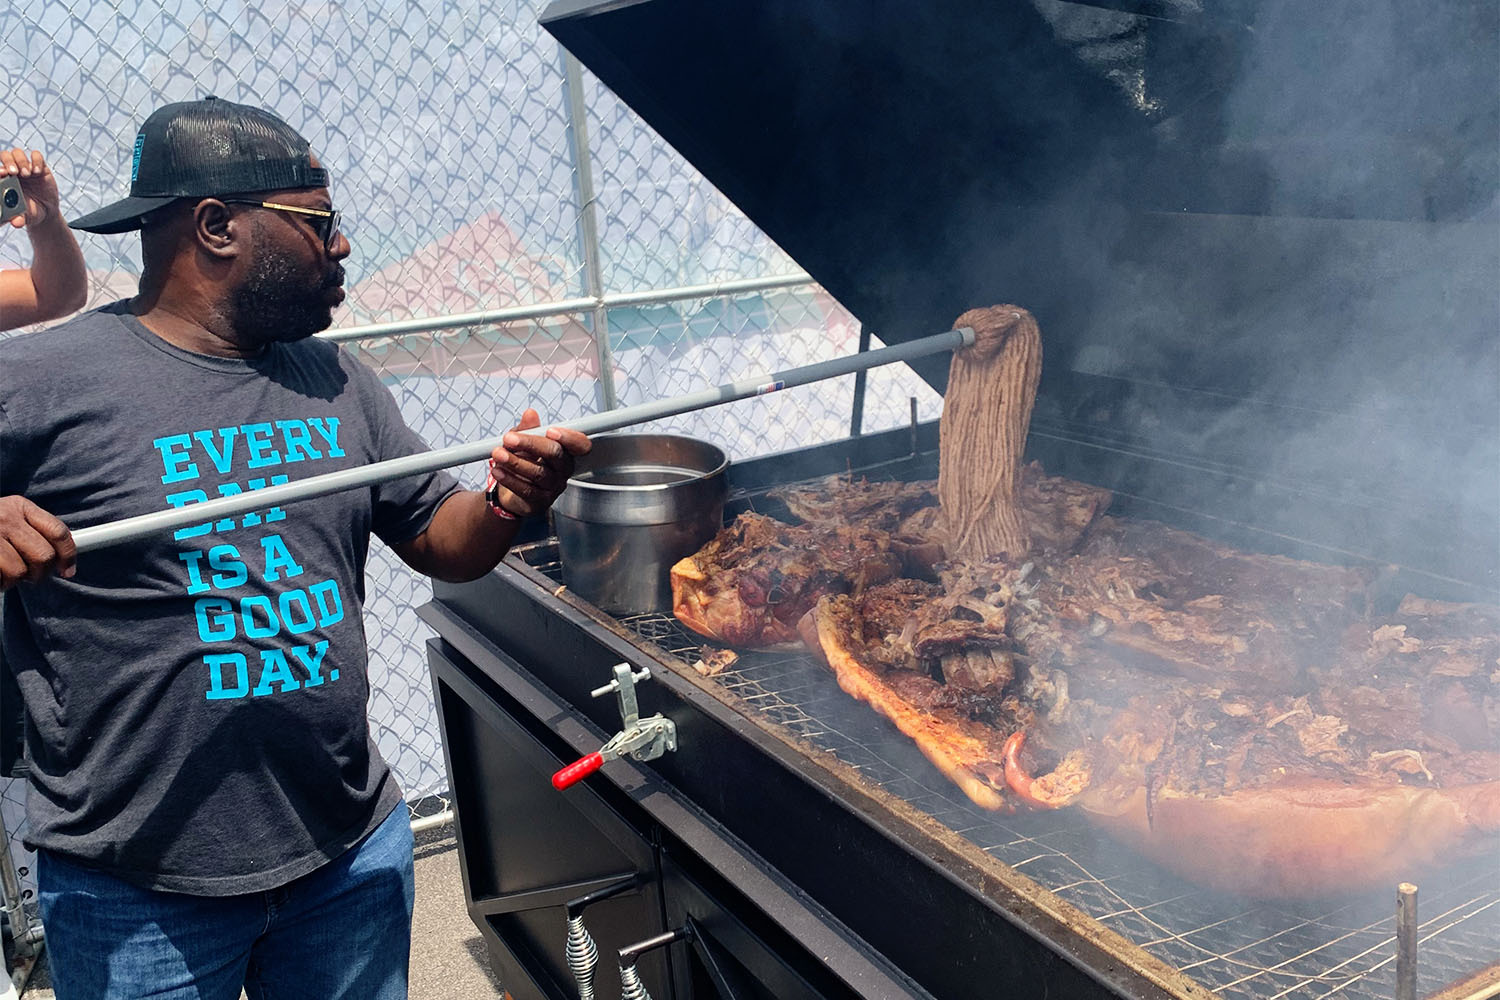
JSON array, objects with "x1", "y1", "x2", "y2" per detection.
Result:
[
  {"x1": 392, "y1": 411, "x2": 592, "y2": 582},
  {"x1": 0, "y1": 496, "x2": 76, "y2": 590},
  {"x1": 485, "y1": 409, "x2": 592, "y2": 520},
  {"x1": 1, "y1": 149, "x2": 62, "y2": 229}
]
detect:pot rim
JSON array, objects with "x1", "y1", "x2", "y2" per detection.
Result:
[{"x1": 565, "y1": 433, "x2": 730, "y2": 494}]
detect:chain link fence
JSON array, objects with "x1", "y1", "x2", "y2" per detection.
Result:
[{"x1": 0, "y1": 0, "x2": 943, "y2": 933}]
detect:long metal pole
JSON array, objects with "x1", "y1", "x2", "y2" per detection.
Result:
[
  {"x1": 71, "y1": 326, "x2": 973, "y2": 555},
  {"x1": 1396, "y1": 882, "x2": 1418, "y2": 1000},
  {"x1": 849, "y1": 324, "x2": 873, "y2": 438}
]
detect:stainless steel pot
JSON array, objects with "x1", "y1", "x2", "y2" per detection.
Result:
[{"x1": 550, "y1": 433, "x2": 729, "y2": 614}]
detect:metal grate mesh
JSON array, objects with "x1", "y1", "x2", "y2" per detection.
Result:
[{"x1": 519, "y1": 548, "x2": 1500, "y2": 1000}]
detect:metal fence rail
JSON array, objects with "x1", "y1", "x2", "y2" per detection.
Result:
[{"x1": 316, "y1": 272, "x2": 814, "y2": 343}]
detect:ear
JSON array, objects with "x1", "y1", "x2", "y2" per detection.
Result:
[{"x1": 191, "y1": 199, "x2": 240, "y2": 261}]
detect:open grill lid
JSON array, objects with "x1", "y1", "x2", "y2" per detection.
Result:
[{"x1": 541, "y1": 0, "x2": 1500, "y2": 596}]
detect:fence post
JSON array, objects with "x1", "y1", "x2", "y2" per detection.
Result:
[
  {"x1": 1, "y1": 805, "x2": 42, "y2": 995},
  {"x1": 561, "y1": 48, "x2": 617, "y2": 413}
]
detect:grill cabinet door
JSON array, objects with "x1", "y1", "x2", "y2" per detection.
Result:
[{"x1": 429, "y1": 639, "x2": 670, "y2": 1000}]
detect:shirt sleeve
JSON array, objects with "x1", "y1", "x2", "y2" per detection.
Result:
[{"x1": 348, "y1": 355, "x2": 465, "y2": 546}]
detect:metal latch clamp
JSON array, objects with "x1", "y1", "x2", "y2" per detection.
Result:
[{"x1": 552, "y1": 663, "x2": 678, "y2": 789}]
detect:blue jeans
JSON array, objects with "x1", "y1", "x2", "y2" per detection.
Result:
[{"x1": 37, "y1": 804, "x2": 415, "y2": 1000}]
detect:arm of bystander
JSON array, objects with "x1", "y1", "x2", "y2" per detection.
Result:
[{"x1": 0, "y1": 147, "x2": 89, "y2": 332}]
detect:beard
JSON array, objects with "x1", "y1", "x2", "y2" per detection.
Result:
[{"x1": 229, "y1": 240, "x2": 345, "y2": 345}]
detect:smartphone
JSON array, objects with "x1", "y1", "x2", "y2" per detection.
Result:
[{"x1": 0, "y1": 175, "x2": 23, "y2": 224}]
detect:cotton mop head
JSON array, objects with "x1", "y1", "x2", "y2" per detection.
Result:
[{"x1": 938, "y1": 305, "x2": 1043, "y2": 562}]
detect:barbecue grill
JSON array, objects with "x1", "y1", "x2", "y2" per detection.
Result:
[{"x1": 420, "y1": 2, "x2": 1500, "y2": 998}]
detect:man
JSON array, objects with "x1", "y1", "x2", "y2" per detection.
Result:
[
  {"x1": 0, "y1": 97, "x2": 591, "y2": 999},
  {"x1": 0, "y1": 145, "x2": 89, "y2": 330}
]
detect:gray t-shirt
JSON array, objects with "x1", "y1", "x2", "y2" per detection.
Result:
[{"x1": 0, "y1": 302, "x2": 460, "y2": 894}]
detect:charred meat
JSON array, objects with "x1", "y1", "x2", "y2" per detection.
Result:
[{"x1": 671, "y1": 512, "x2": 903, "y2": 648}]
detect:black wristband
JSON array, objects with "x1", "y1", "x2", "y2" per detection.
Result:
[{"x1": 483, "y1": 472, "x2": 520, "y2": 521}]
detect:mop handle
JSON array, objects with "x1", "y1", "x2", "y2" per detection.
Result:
[{"x1": 70, "y1": 326, "x2": 973, "y2": 555}]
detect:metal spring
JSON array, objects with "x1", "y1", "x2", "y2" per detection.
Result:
[
  {"x1": 565, "y1": 915, "x2": 598, "y2": 1000},
  {"x1": 618, "y1": 961, "x2": 653, "y2": 1000}
]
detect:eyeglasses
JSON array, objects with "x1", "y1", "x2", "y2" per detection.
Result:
[{"x1": 221, "y1": 199, "x2": 342, "y2": 253}]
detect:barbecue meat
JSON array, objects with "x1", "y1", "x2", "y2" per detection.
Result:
[
  {"x1": 768, "y1": 464, "x2": 1111, "y2": 578},
  {"x1": 769, "y1": 476, "x2": 937, "y2": 532},
  {"x1": 1315, "y1": 596, "x2": 1500, "y2": 756},
  {"x1": 1082, "y1": 773, "x2": 1500, "y2": 900},
  {"x1": 1023, "y1": 517, "x2": 1373, "y2": 694},
  {"x1": 692, "y1": 647, "x2": 739, "y2": 678},
  {"x1": 1012, "y1": 563, "x2": 1500, "y2": 897},
  {"x1": 1074, "y1": 682, "x2": 1500, "y2": 896},
  {"x1": 799, "y1": 577, "x2": 1030, "y2": 809},
  {"x1": 671, "y1": 512, "x2": 903, "y2": 648},
  {"x1": 1013, "y1": 462, "x2": 1114, "y2": 558},
  {"x1": 681, "y1": 463, "x2": 1500, "y2": 897},
  {"x1": 674, "y1": 467, "x2": 1106, "y2": 647},
  {"x1": 789, "y1": 499, "x2": 1499, "y2": 897}
]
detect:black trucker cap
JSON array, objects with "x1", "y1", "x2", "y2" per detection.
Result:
[{"x1": 70, "y1": 96, "x2": 328, "y2": 234}]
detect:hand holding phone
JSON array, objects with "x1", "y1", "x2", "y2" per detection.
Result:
[{"x1": 2, "y1": 148, "x2": 65, "y2": 229}]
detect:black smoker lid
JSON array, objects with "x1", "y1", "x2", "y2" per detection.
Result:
[
  {"x1": 542, "y1": 0, "x2": 1496, "y2": 386},
  {"x1": 543, "y1": 0, "x2": 1500, "y2": 594}
]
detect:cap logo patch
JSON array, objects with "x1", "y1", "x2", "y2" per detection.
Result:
[{"x1": 130, "y1": 133, "x2": 146, "y2": 183}]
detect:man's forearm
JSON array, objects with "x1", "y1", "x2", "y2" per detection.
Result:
[{"x1": 395, "y1": 490, "x2": 524, "y2": 583}]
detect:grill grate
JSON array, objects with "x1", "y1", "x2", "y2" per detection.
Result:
[{"x1": 519, "y1": 550, "x2": 1500, "y2": 1000}]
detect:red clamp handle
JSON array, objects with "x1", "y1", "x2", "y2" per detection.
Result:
[{"x1": 552, "y1": 752, "x2": 605, "y2": 790}]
